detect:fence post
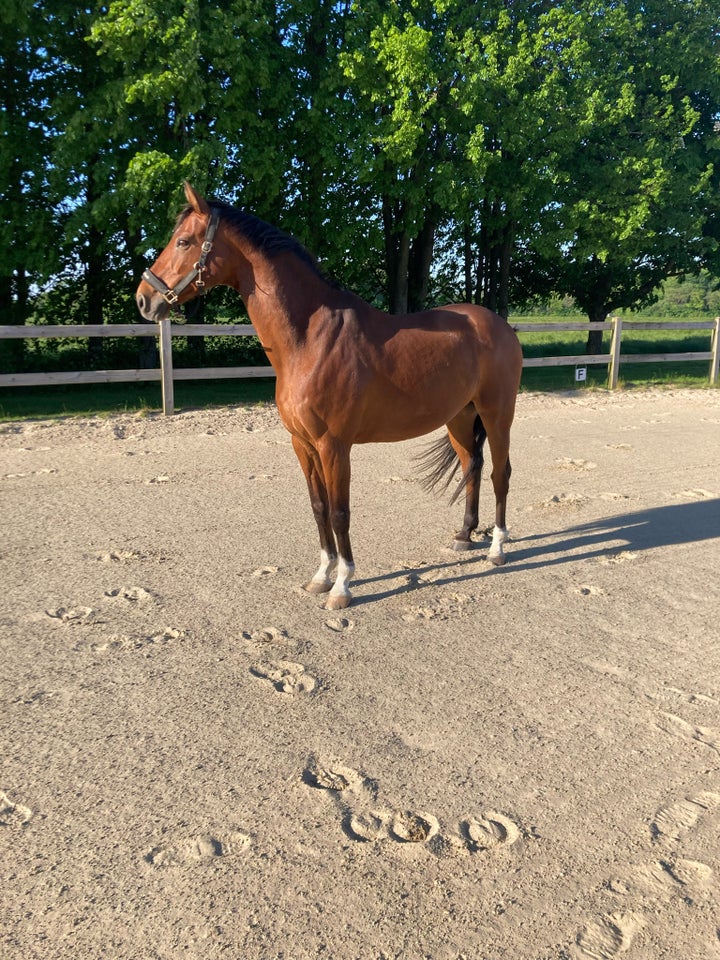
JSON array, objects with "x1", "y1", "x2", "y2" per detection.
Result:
[
  {"x1": 158, "y1": 318, "x2": 174, "y2": 416},
  {"x1": 608, "y1": 315, "x2": 622, "y2": 389},
  {"x1": 711, "y1": 316, "x2": 720, "y2": 385}
]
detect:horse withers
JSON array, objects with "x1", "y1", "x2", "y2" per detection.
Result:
[{"x1": 136, "y1": 182, "x2": 523, "y2": 609}]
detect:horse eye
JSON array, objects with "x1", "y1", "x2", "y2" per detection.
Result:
[{"x1": 176, "y1": 237, "x2": 190, "y2": 249}]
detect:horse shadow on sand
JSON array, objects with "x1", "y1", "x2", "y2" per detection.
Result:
[{"x1": 352, "y1": 497, "x2": 720, "y2": 606}]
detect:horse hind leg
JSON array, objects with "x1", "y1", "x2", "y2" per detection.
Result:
[
  {"x1": 446, "y1": 408, "x2": 487, "y2": 552},
  {"x1": 481, "y1": 416, "x2": 513, "y2": 566}
]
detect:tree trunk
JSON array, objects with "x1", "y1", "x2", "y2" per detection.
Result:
[
  {"x1": 473, "y1": 200, "x2": 514, "y2": 318},
  {"x1": 407, "y1": 219, "x2": 435, "y2": 312},
  {"x1": 297, "y1": 2, "x2": 329, "y2": 256},
  {"x1": 474, "y1": 198, "x2": 490, "y2": 306},
  {"x1": 497, "y1": 221, "x2": 513, "y2": 320},
  {"x1": 463, "y1": 222, "x2": 473, "y2": 303},
  {"x1": 585, "y1": 304, "x2": 609, "y2": 354},
  {"x1": 382, "y1": 197, "x2": 409, "y2": 313}
]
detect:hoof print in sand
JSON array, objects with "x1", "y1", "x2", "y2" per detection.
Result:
[
  {"x1": 92, "y1": 627, "x2": 184, "y2": 653},
  {"x1": 252, "y1": 565, "x2": 280, "y2": 579},
  {"x1": 655, "y1": 712, "x2": 720, "y2": 755},
  {"x1": 250, "y1": 660, "x2": 316, "y2": 695},
  {"x1": 45, "y1": 606, "x2": 95, "y2": 625},
  {"x1": 458, "y1": 811, "x2": 522, "y2": 853},
  {"x1": 401, "y1": 593, "x2": 476, "y2": 623},
  {"x1": 598, "y1": 551, "x2": 638, "y2": 566},
  {"x1": 303, "y1": 757, "x2": 364, "y2": 792},
  {"x1": 241, "y1": 626, "x2": 303, "y2": 660},
  {"x1": 345, "y1": 808, "x2": 440, "y2": 846},
  {"x1": 609, "y1": 858, "x2": 715, "y2": 901},
  {"x1": 98, "y1": 548, "x2": 169, "y2": 564},
  {"x1": 104, "y1": 585, "x2": 155, "y2": 603},
  {"x1": 345, "y1": 809, "x2": 390, "y2": 843},
  {"x1": 390, "y1": 810, "x2": 439, "y2": 844},
  {"x1": 144, "y1": 831, "x2": 251, "y2": 868},
  {"x1": 540, "y1": 493, "x2": 590, "y2": 509},
  {"x1": 242, "y1": 626, "x2": 289, "y2": 648},
  {"x1": 572, "y1": 911, "x2": 646, "y2": 959},
  {"x1": 0, "y1": 792, "x2": 34, "y2": 827},
  {"x1": 651, "y1": 791, "x2": 720, "y2": 844},
  {"x1": 575, "y1": 584, "x2": 606, "y2": 597},
  {"x1": 303, "y1": 756, "x2": 519, "y2": 856},
  {"x1": 555, "y1": 457, "x2": 597, "y2": 471},
  {"x1": 98, "y1": 549, "x2": 145, "y2": 563}
]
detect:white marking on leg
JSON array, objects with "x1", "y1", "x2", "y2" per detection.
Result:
[
  {"x1": 306, "y1": 549, "x2": 337, "y2": 594},
  {"x1": 326, "y1": 557, "x2": 355, "y2": 610},
  {"x1": 488, "y1": 526, "x2": 508, "y2": 565}
]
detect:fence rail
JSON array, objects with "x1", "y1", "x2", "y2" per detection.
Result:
[{"x1": 1, "y1": 316, "x2": 718, "y2": 415}]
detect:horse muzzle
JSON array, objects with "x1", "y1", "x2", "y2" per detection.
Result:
[{"x1": 135, "y1": 284, "x2": 170, "y2": 323}]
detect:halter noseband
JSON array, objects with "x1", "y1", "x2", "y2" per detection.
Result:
[{"x1": 142, "y1": 208, "x2": 220, "y2": 306}]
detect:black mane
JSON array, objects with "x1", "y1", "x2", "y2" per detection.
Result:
[{"x1": 178, "y1": 200, "x2": 333, "y2": 284}]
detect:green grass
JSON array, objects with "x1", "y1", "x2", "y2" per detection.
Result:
[
  {"x1": 519, "y1": 362, "x2": 713, "y2": 393},
  {"x1": 0, "y1": 377, "x2": 277, "y2": 421}
]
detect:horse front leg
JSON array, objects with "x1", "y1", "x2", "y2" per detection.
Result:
[
  {"x1": 317, "y1": 437, "x2": 354, "y2": 610},
  {"x1": 291, "y1": 436, "x2": 337, "y2": 594}
]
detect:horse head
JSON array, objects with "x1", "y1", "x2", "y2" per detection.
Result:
[{"x1": 136, "y1": 182, "x2": 222, "y2": 322}]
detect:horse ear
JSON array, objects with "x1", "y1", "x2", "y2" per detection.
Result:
[{"x1": 183, "y1": 181, "x2": 210, "y2": 216}]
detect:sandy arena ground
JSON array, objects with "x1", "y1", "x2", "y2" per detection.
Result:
[{"x1": 2, "y1": 387, "x2": 720, "y2": 960}]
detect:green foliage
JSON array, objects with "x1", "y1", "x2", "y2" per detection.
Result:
[{"x1": 522, "y1": 0, "x2": 720, "y2": 322}]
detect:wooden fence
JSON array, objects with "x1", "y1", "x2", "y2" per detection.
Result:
[
  {"x1": 1, "y1": 316, "x2": 718, "y2": 416},
  {"x1": 514, "y1": 316, "x2": 720, "y2": 391}
]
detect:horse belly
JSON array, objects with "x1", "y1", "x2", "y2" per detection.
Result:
[{"x1": 355, "y1": 351, "x2": 479, "y2": 443}]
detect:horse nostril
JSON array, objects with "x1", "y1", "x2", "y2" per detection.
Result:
[{"x1": 136, "y1": 291, "x2": 149, "y2": 316}]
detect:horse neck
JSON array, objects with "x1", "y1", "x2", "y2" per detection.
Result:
[{"x1": 226, "y1": 237, "x2": 329, "y2": 363}]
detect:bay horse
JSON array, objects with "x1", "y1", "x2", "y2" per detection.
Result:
[{"x1": 136, "y1": 182, "x2": 523, "y2": 610}]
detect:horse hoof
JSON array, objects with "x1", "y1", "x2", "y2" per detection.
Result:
[
  {"x1": 304, "y1": 580, "x2": 333, "y2": 595},
  {"x1": 451, "y1": 538, "x2": 472, "y2": 552},
  {"x1": 325, "y1": 594, "x2": 352, "y2": 611},
  {"x1": 488, "y1": 553, "x2": 507, "y2": 566}
]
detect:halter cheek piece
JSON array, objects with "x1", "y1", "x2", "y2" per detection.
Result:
[{"x1": 142, "y1": 208, "x2": 220, "y2": 306}]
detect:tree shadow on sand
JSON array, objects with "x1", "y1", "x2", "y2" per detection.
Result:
[{"x1": 352, "y1": 497, "x2": 720, "y2": 606}]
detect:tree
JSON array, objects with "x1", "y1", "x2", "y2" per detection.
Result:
[
  {"x1": 3, "y1": 0, "x2": 719, "y2": 363},
  {"x1": 341, "y1": 0, "x2": 477, "y2": 312},
  {"x1": 447, "y1": 0, "x2": 574, "y2": 317},
  {"x1": 521, "y1": 0, "x2": 720, "y2": 350},
  {"x1": 0, "y1": 1, "x2": 58, "y2": 367}
]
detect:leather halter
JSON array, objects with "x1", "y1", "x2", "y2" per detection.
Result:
[{"x1": 142, "y1": 208, "x2": 220, "y2": 306}]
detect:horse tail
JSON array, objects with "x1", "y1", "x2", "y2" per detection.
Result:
[{"x1": 416, "y1": 414, "x2": 487, "y2": 505}]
